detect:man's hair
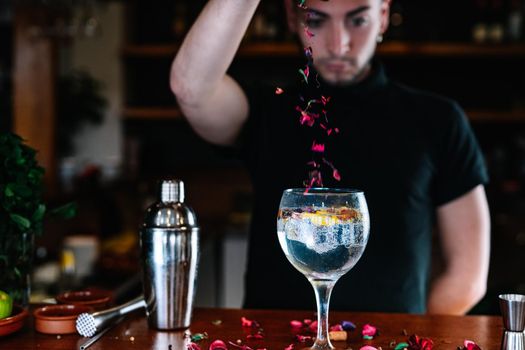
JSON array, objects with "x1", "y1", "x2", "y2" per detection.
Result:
[{"x1": 290, "y1": 0, "x2": 386, "y2": 10}]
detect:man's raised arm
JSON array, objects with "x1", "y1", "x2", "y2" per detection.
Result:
[{"x1": 170, "y1": 0, "x2": 261, "y2": 146}]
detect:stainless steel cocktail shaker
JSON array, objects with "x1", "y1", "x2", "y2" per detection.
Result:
[{"x1": 140, "y1": 179, "x2": 199, "y2": 329}]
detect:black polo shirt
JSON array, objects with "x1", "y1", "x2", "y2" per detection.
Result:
[{"x1": 236, "y1": 62, "x2": 488, "y2": 313}]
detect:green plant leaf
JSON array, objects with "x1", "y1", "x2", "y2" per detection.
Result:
[
  {"x1": 7, "y1": 183, "x2": 32, "y2": 197},
  {"x1": 32, "y1": 204, "x2": 46, "y2": 222},
  {"x1": 4, "y1": 185, "x2": 14, "y2": 197},
  {"x1": 49, "y1": 202, "x2": 77, "y2": 219},
  {"x1": 9, "y1": 214, "x2": 31, "y2": 230}
]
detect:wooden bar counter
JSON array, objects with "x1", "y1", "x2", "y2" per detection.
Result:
[{"x1": 1, "y1": 307, "x2": 504, "y2": 349}]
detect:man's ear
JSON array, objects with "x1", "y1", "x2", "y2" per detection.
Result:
[
  {"x1": 379, "y1": 0, "x2": 392, "y2": 35},
  {"x1": 284, "y1": 0, "x2": 299, "y2": 33}
]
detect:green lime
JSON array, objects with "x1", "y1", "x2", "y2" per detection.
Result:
[{"x1": 0, "y1": 290, "x2": 13, "y2": 319}]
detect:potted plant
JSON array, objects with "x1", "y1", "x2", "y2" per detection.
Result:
[{"x1": 0, "y1": 133, "x2": 74, "y2": 308}]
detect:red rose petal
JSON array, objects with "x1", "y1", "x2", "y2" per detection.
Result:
[
  {"x1": 209, "y1": 340, "x2": 227, "y2": 350},
  {"x1": 362, "y1": 324, "x2": 377, "y2": 337},
  {"x1": 290, "y1": 320, "x2": 303, "y2": 328}
]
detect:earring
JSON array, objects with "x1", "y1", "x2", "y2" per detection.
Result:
[{"x1": 376, "y1": 34, "x2": 383, "y2": 43}]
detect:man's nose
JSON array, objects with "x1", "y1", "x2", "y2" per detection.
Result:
[{"x1": 327, "y1": 23, "x2": 351, "y2": 56}]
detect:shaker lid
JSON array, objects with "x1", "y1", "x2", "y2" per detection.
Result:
[
  {"x1": 142, "y1": 179, "x2": 198, "y2": 229},
  {"x1": 161, "y1": 180, "x2": 184, "y2": 203}
]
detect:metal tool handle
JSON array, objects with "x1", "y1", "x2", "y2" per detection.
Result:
[
  {"x1": 77, "y1": 317, "x2": 122, "y2": 350},
  {"x1": 93, "y1": 295, "x2": 146, "y2": 319},
  {"x1": 76, "y1": 296, "x2": 146, "y2": 337}
]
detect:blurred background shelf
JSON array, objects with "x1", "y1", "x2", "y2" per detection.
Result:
[
  {"x1": 468, "y1": 109, "x2": 525, "y2": 123},
  {"x1": 123, "y1": 107, "x2": 182, "y2": 120}
]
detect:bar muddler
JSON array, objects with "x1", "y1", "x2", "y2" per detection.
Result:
[{"x1": 76, "y1": 296, "x2": 146, "y2": 337}]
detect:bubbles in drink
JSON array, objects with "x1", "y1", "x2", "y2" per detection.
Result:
[{"x1": 277, "y1": 207, "x2": 368, "y2": 280}]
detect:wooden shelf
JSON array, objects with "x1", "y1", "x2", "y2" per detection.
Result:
[
  {"x1": 122, "y1": 41, "x2": 525, "y2": 59},
  {"x1": 123, "y1": 107, "x2": 182, "y2": 120},
  {"x1": 378, "y1": 42, "x2": 525, "y2": 58},
  {"x1": 467, "y1": 109, "x2": 525, "y2": 123}
]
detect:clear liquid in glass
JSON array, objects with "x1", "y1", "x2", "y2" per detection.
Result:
[{"x1": 277, "y1": 207, "x2": 368, "y2": 281}]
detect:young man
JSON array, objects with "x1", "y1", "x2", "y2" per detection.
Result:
[{"x1": 170, "y1": 0, "x2": 490, "y2": 314}]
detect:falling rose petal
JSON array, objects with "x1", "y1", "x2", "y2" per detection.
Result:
[
  {"x1": 330, "y1": 324, "x2": 343, "y2": 331},
  {"x1": 209, "y1": 340, "x2": 228, "y2": 350},
  {"x1": 304, "y1": 26, "x2": 315, "y2": 38},
  {"x1": 303, "y1": 319, "x2": 312, "y2": 325},
  {"x1": 290, "y1": 320, "x2": 303, "y2": 328},
  {"x1": 299, "y1": 111, "x2": 314, "y2": 126},
  {"x1": 362, "y1": 324, "x2": 377, "y2": 337},
  {"x1": 314, "y1": 72, "x2": 321, "y2": 88},
  {"x1": 275, "y1": 87, "x2": 284, "y2": 95},
  {"x1": 311, "y1": 141, "x2": 325, "y2": 153},
  {"x1": 327, "y1": 129, "x2": 332, "y2": 135},
  {"x1": 299, "y1": 68, "x2": 309, "y2": 84},
  {"x1": 341, "y1": 320, "x2": 356, "y2": 331},
  {"x1": 333, "y1": 169, "x2": 341, "y2": 181},
  {"x1": 360, "y1": 347, "x2": 378, "y2": 350},
  {"x1": 334, "y1": 128, "x2": 340, "y2": 133},
  {"x1": 284, "y1": 344, "x2": 295, "y2": 350},
  {"x1": 187, "y1": 343, "x2": 202, "y2": 350},
  {"x1": 304, "y1": 46, "x2": 313, "y2": 59},
  {"x1": 306, "y1": 98, "x2": 320, "y2": 109}
]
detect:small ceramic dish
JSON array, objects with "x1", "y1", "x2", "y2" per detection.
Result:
[
  {"x1": 56, "y1": 290, "x2": 112, "y2": 310},
  {"x1": 0, "y1": 305, "x2": 28, "y2": 336},
  {"x1": 33, "y1": 304, "x2": 93, "y2": 334}
]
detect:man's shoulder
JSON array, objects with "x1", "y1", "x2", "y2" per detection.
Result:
[
  {"x1": 389, "y1": 81, "x2": 459, "y2": 110},
  {"x1": 387, "y1": 81, "x2": 464, "y2": 124}
]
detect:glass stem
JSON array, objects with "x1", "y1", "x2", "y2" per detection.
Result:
[{"x1": 311, "y1": 279, "x2": 336, "y2": 349}]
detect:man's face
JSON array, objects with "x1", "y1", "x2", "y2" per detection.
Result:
[{"x1": 290, "y1": 0, "x2": 390, "y2": 86}]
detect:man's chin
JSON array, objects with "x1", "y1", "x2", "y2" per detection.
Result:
[
  {"x1": 321, "y1": 73, "x2": 359, "y2": 87},
  {"x1": 317, "y1": 63, "x2": 372, "y2": 87}
]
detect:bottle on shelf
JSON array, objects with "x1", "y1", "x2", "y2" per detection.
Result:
[
  {"x1": 172, "y1": 2, "x2": 188, "y2": 40},
  {"x1": 488, "y1": 0, "x2": 505, "y2": 42},
  {"x1": 472, "y1": 0, "x2": 489, "y2": 43},
  {"x1": 507, "y1": 0, "x2": 523, "y2": 41},
  {"x1": 387, "y1": 1, "x2": 405, "y2": 40}
]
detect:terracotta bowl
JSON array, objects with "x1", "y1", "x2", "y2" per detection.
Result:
[
  {"x1": 56, "y1": 290, "x2": 112, "y2": 310},
  {"x1": 0, "y1": 305, "x2": 28, "y2": 337},
  {"x1": 34, "y1": 304, "x2": 93, "y2": 334}
]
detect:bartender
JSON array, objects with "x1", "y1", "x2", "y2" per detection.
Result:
[{"x1": 170, "y1": 0, "x2": 490, "y2": 314}]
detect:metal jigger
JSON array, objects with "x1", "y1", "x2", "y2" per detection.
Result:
[{"x1": 499, "y1": 294, "x2": 525, "y2": 350}]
